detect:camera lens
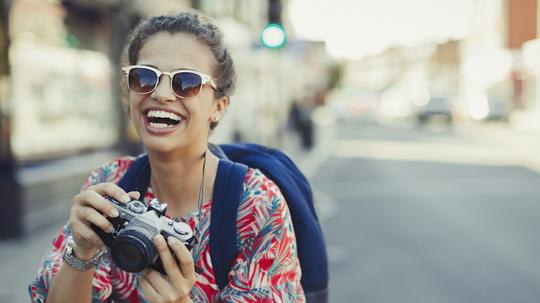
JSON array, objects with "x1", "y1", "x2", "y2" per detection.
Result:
[{"x1": 111, "y1": 229, "x2": 156, "y2": 273}]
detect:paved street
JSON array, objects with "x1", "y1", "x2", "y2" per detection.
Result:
[
  {"x1": 316, "y1": 119, "x2": 540, "y2": 302},
  {"x1": 3, "y1": 118, "x2": 540, "y2": 302}
]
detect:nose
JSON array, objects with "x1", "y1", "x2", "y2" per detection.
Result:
[{"x1": 150, "y1": 74, "x2": 175, "y2": 101}]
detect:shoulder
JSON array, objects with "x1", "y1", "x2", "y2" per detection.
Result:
[
  {"x1": 83, "y1": 155, "x2": 138, "y2": 189},
  {"x1": 241, "y1": 168, "x2": 283, "y2": 206},
  {"x1": 236, "y1": 168, "x2": 288, "y2": 231}
]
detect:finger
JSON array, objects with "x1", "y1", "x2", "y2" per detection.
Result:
[
  {"x1": 139, "y1": 274, "x2": 160, "y2": 302},
  {"x1": 75, "y1": 191, "x2": 120, "y2": 219},
  {"x1": 154, "y1": 235, "x2": 183, "y2": 282},
  {"x1": 143, "y1": 268, "x2": 175, "y2": 297},
  {"x1": 88, "y1": 183, "x2": 131, "y2": 204},
  {"x1": 168, "y1": 236, "x2": 196, "y2": 284},
  {"x1": 78, "y1": 206, "x2": 115, "y2": 234},
  {"x1": 127, "y1": 191, "x2": 141, "y2": 200}
]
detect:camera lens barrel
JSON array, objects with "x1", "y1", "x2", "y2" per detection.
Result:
[{"x1": 111, "y1": 228, "x2": 156, "y2": 273}]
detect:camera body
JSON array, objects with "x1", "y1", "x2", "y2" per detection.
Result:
[{"x1": 92, "y1": 198, "x2": 196, "y2": 275}]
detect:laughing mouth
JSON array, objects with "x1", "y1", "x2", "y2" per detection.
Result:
[{"x1": 145, "y1": 109, "x2": 183, "y2": 128}]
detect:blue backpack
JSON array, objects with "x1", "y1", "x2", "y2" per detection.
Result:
[{"x1": 118, "y1": 143, "x2": 329, "y2": 302}]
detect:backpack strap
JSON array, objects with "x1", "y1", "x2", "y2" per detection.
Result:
[{"x1": 210, "y1": 160, "x2": 249, "y2": 291}]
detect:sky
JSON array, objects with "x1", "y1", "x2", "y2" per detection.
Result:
[{"x1": 288, "y1": 0, "x2": 498, "y2": 60}]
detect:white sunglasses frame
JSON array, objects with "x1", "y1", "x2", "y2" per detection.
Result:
[{"x1": 122, "y1": 65, "x2": 217, "y2": 98}]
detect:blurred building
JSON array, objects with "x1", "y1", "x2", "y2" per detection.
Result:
[
  {"x1": 460, "y1": 0, "x2": 540, "y2": 128},
  {"x1": 0, "y1": 0, "x2": 195, "y2": 238},
  {"x1": 200, "y1": 0, "x2": 333, "y2": 145},
  {"x1": 337, "y1": 0, "x2": 535, "y2": 125},
  {"x1": 512, "y1": 0, "x2": 540, "y2": 130},
  {"x1": 448, "y1": 0, "x2": 505, "y2": 122}
]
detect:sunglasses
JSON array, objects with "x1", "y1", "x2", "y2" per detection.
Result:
[{"x1": 122, "y1": 65, "x2": 217, "y2": 98}]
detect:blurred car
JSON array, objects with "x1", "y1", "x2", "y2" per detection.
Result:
[
  {"x1": 415, "y1": 95, "x2": 453, "y2": 125},
  {"x1": 485, "y1": 96, "x2": 511, "y2": 121},
  {"x1": 460, "y1": 93, "x2": 512, "y2": 122}
]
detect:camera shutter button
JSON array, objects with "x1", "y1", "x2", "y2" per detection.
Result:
[{"x1": 173, "y1": 222, "x2": 189, "y2": 236}]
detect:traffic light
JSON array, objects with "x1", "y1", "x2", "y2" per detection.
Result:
[
  {"x1": 261, "y1": 0, "x2": 286, "y2": 49},
  {"x1": 261, "y1": 23, "x2": 286, "y2": 49}
]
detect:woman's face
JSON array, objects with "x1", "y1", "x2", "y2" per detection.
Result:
[{"x1": 129, "y1": 32, "x2": 226, "y2": 154}]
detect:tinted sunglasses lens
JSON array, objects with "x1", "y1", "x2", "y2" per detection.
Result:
[
  {"x1": 172, "y1": 72, "x2": 202, "y2": 97},
  {"x1": 128, "y1": 68, "x2": 158, "y2": 94}
]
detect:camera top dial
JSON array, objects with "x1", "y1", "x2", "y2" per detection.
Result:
[{"x1": 127, "y1": 200, "x2": 147, "y2": 214}]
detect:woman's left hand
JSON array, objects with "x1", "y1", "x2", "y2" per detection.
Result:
[{"x1": 139, "y1": 235, "x2": 196, "y2": 303}]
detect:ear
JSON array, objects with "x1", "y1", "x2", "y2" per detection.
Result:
[{"x1": 210, "y1": 96, "x2": 229, "y2": 122}]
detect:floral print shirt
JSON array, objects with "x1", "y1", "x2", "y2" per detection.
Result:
[{"x1": 29, "y1": 156, "x2": 305, "y2": 303}]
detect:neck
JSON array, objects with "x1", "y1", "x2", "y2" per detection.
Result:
[{"x1": 147, "y1": 145, "x2": 217, "y2": 218}]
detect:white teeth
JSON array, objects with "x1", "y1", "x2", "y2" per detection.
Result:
[
  {"x1": 149, "y1": 122, "x2": 173, "y2": 128},
  {"x1": 146, "y1": 110, "x2": 182, "y2": 121}
]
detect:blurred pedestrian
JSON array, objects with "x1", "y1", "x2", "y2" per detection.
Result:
[
  {"x1": 29, "y1": 12, "x2": 304, "y2": 303},
  {"x1": 292, "y1": 97, "x2": 315, "y2": 150}
]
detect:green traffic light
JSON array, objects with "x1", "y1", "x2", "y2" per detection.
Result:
[{"x1": 261, "y1": 23, "x2": 286, "y2": 49}]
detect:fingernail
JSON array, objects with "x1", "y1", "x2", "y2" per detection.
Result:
[
  {"x1": 122, "y1": 195, "x2": 131, "y2": 203},
  {"x1": 110, "y1": 208, "x2": 119, "y2": 218},
  {"x1": 108, "y1": 226, "x2": 115, "y2": 233},
  {"x1": 168, "y1": 237, "x2": 179, "y2": 245}
]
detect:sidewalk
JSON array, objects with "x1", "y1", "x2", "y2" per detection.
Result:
[
  {"x1": 0, "y1": 150, "x2": 121, "y2": 303},
  {"x1": 0, "y1": 125, "x2": 335, "y2": 303},
  {"x1": 0, "y1": 223, "x2": 61, "y2": 302}
]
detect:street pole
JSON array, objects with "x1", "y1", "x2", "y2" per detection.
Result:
[
  {"x1": 191, "y1": 0, "x2": 201, "y2": 10},
  {"x1": 0, "y1": 0, "x2": 23, "y2": 239}
]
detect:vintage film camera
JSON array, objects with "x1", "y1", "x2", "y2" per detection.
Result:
[{"x1": 92, "y1": 198, "x2": 197, "y2": 275}]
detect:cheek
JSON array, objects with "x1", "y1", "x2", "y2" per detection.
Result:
[
  {"x1": 186, "y1": 97, "x2": 213, "y2": 121},
  {"x1": 199, "y1": 92, "x2": 218, "y2": 117},
  {"x1": 129, "y1": 94, "x2": 144, "y2": 118}
]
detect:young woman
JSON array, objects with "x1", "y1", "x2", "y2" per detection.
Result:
[{"x1": 29, "y1": 12, "x2": 304, "y2": 303}]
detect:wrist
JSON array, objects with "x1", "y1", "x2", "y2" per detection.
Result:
[
  {"x1": 63, "y1": 236, "x2": 105, "y2": 271},
  {"x1": 72, "y1": 244, "x2": 100, "y2": 261}
]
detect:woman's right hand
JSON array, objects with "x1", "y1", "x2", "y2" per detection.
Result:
[{"x1": 68, "y1": 183, "x2": 140, "y2": 259}]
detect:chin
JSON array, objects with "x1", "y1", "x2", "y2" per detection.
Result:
[
  {"x1": 142, "y1": 134, "x2": 205, "y2": 155},
  {"x1": 141, "y1": 137, "x2": 182, "y2": 154}
]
